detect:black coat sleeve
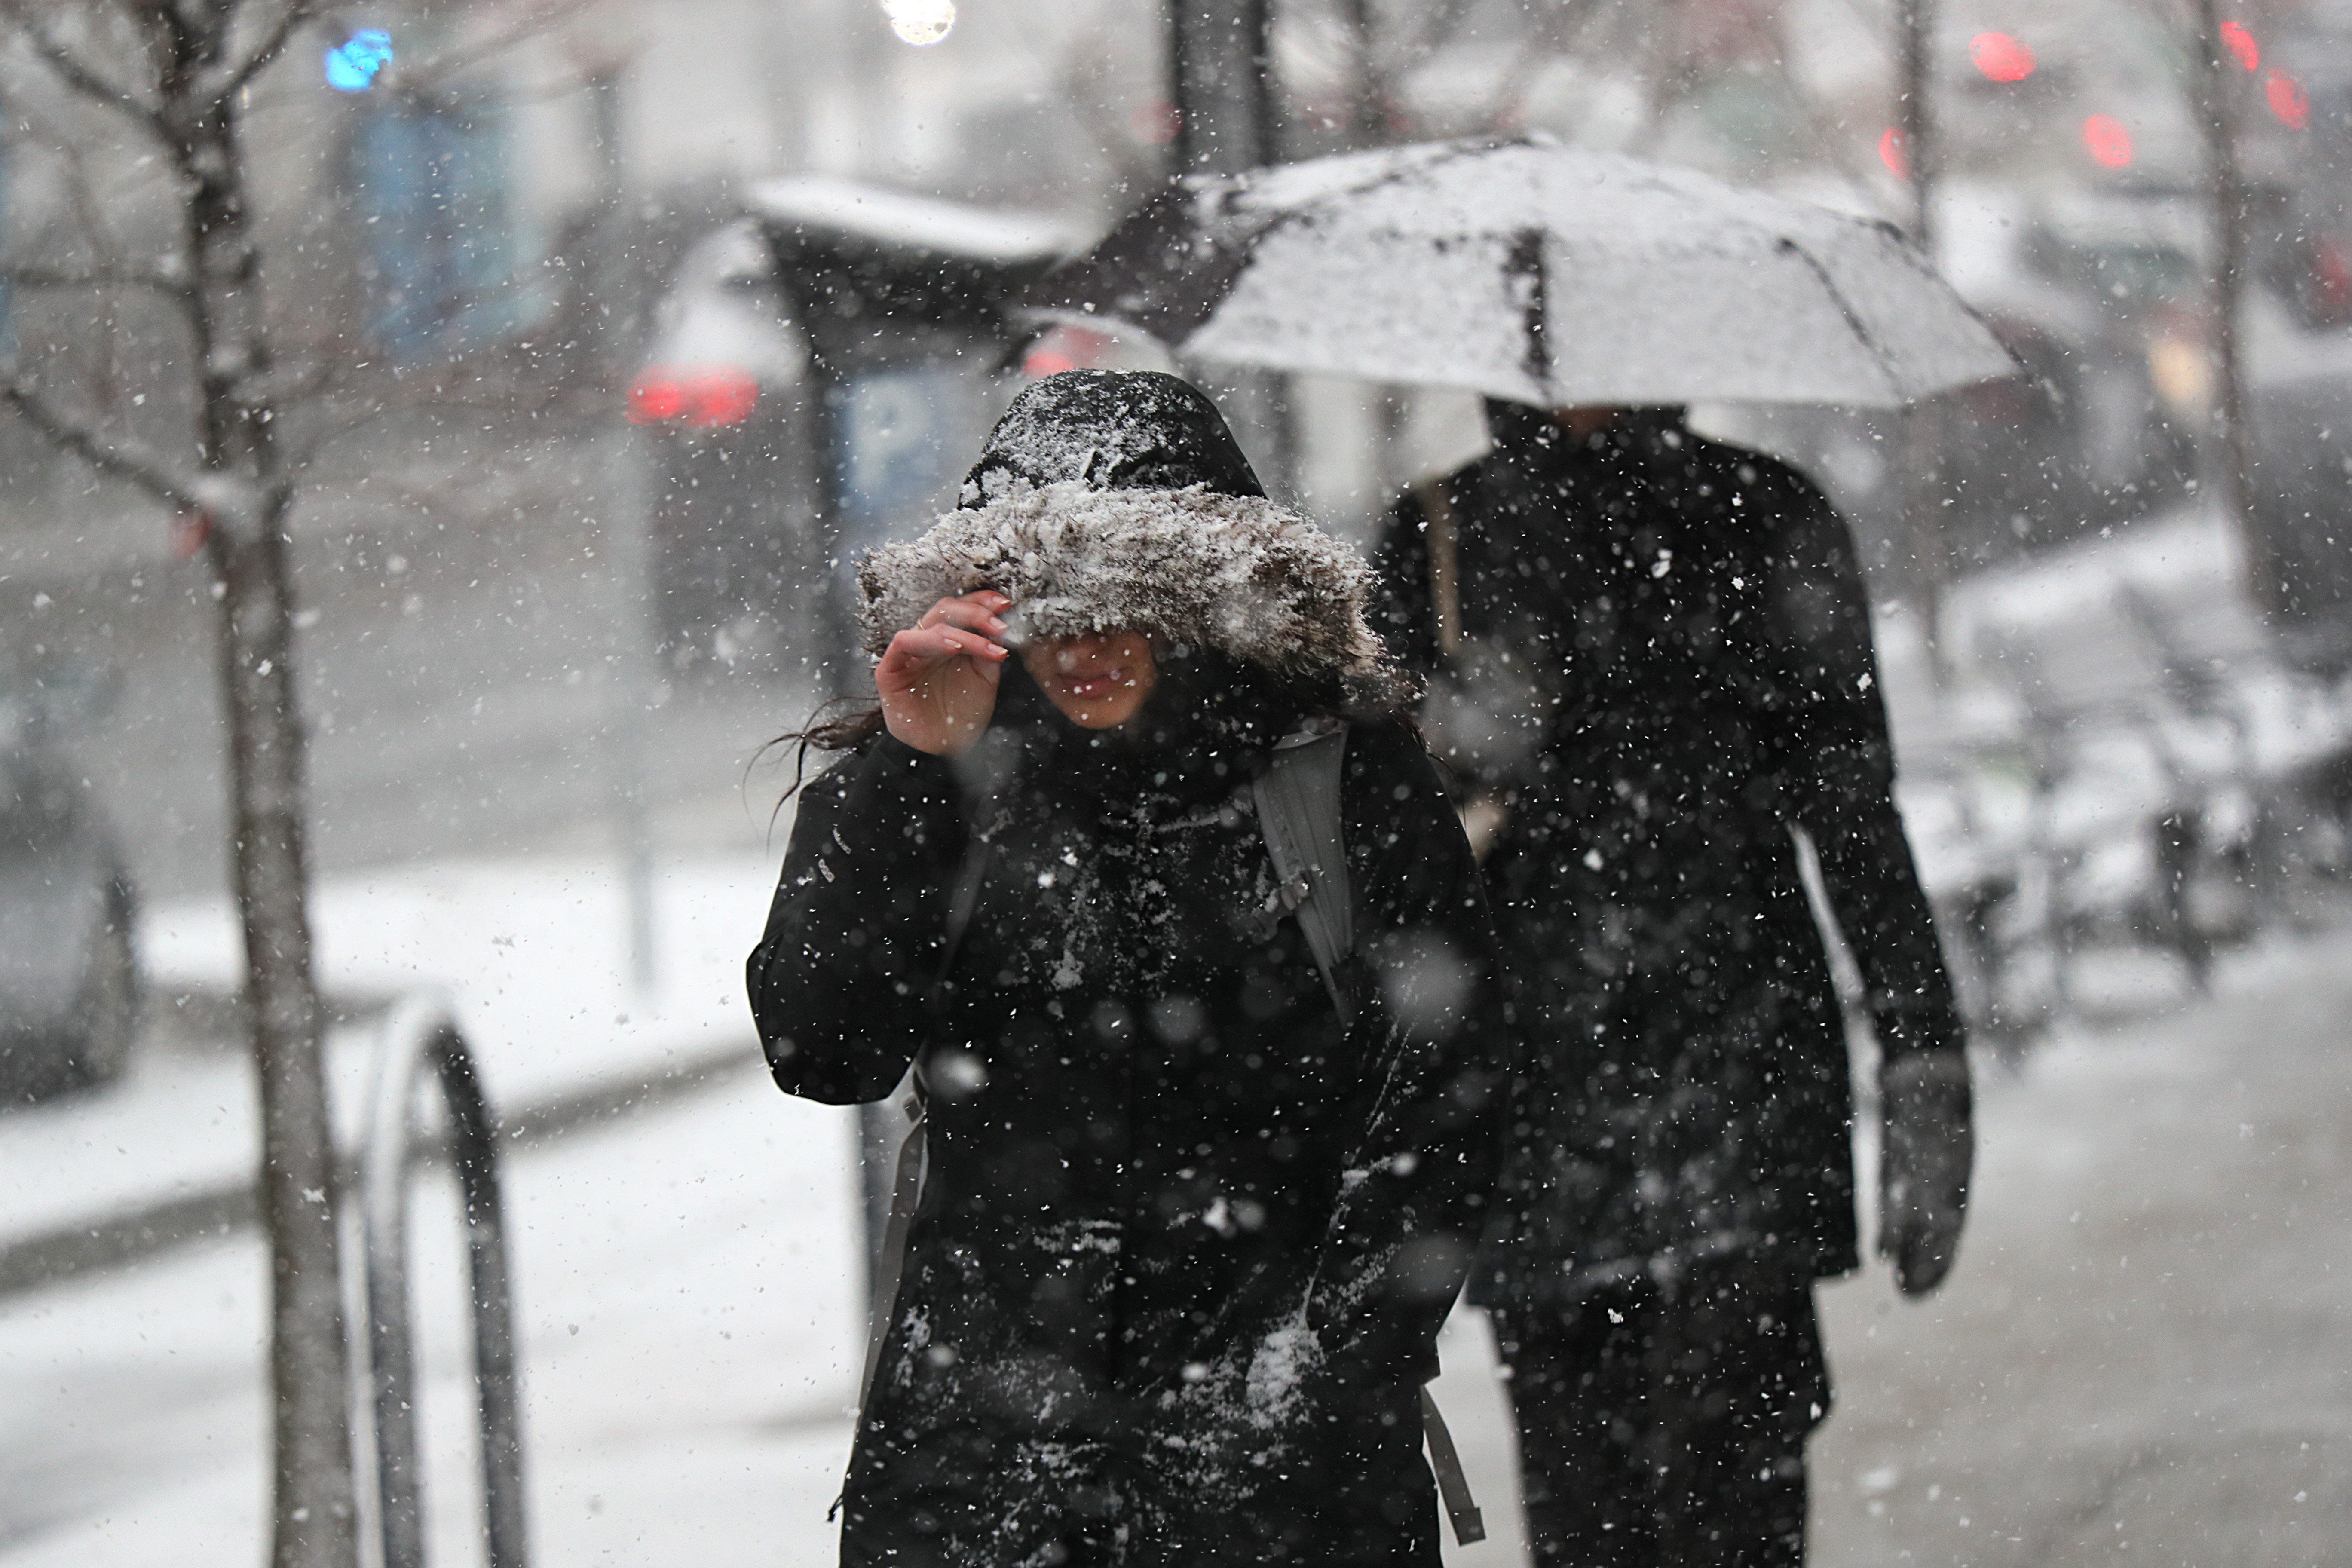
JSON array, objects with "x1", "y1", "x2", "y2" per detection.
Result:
[
  {"x1": 1309, "y1": 719, "x2": 1508, "y2": 1379},
  {"x1": 1757, "y1": 463, "x2": 1965, "y2": 1063},
  {"x1": 745, "y1": 735, "x2": 970, "y2": 1104}
]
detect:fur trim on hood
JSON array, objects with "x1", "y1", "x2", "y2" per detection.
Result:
[{"x1": 858, "y1": 480, "x2": 1412, "y2": 709}]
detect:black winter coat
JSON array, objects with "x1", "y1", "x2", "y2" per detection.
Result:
[
  {"x1": 1374, "y1": 406, "x2": 1963, "y2": 1302},
  {"x1": 748, "y1": 671, "x2": 1506, "y2": 1568}
]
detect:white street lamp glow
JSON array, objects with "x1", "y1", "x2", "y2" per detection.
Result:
[{"x1": 884, "y1": 0, "x2": 955, "y2": 45}]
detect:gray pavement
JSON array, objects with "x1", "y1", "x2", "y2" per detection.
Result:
[{"x1": 1807, "y1": 928, "x2": 2352, "y2": 1567}]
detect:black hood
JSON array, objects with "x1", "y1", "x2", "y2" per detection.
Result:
[{"x1": 960, "y1": 369, "x2": 1268, "y2": 506}]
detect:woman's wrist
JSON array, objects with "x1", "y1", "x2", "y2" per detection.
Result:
[{"x1": 881, "y1": 707, "x2": 984, "y2": 756}]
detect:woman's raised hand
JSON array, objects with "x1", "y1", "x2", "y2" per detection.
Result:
[{"x1": 875, "y1": 591, "x2": 1013, "y2": 756}]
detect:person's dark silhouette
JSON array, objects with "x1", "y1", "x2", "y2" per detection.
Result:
[{"x1": 1376, "y1": 400, "x2": 1972, "y2": 1567}]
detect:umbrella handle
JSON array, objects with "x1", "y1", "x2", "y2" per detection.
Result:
[{"x1": 1415, "y1": 479, "x2": 1463, "y2": 659}]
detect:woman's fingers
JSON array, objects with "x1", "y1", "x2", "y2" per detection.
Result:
[
  {"x1": 880, "y1": 624, "x2": 1007, "y2": 677},
  {"x1": 916, "y1": 592, "x2": 1012, "y2": 637}
]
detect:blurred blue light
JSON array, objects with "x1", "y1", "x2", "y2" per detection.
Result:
[{"x1": 325, "y1": 29, "x2": 393, "y2": 92}]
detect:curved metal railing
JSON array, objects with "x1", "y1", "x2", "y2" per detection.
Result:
[{"x1": 358, "y1": 995, "x2": 529, "y2": 1568}]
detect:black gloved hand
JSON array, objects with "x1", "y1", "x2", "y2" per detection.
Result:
[{"x1": 1878, "y1": 1048, "x2": 1973, "y2": 1296}]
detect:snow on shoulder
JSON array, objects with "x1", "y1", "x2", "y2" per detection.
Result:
[{"x1": 857, "y1": 479, "x2": 1409, "y2": 706}]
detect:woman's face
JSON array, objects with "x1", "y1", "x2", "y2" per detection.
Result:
[{"x1": 1021, "y1": 631, "x2": 1158, "y2": 730}]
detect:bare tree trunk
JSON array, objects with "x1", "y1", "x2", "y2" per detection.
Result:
[
  {"x1": 80, "y1": 9, "x2": 355, "y2": 1561},
  {"x1": 160, "y1": 20, "x2": 358, "y2": 1568},
  {"x1": 209, "y1": 502, "x2": 355, "y2": 1568},
  {"x1": 1897, "y1": 0, "x2": 1936, "y2": 252},
  {"x1": 1167, "y1": 0, "x2": 1292, "y2": 494},
  {"x1": 1167, "y1": 0, "x2": 1276, "y2": 175},
  {"x1": 2187, "y1": 0, "x2": 2278, "y2": 617}
]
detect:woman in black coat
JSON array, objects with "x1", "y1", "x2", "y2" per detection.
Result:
[{"x1": 747, "y1": 371, "x2": 1507, "y2": 1568}]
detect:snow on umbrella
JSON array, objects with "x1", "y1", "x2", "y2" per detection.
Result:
[{"x1": 1025, "y1": 136, "x2": 2015, "y2": 409}]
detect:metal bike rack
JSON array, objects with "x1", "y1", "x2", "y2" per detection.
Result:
[{"x1": 358, "y1": 995, "x2": 530, "y2": 1568}]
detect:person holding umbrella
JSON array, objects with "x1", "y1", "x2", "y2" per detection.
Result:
[
  {"x1": 1024, "y1": 137, "x2": 2008, "y2": 1567},
  {"x1": 1373, "y1": 396, "x2": 1972, "y2": 1568}
]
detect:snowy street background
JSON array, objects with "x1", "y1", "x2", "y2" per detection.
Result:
[{"x1": 7, "y1": 0, "x2": 2352, "y2": 1562}]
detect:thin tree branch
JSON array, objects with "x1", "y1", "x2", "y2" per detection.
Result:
[
  {"x1": 234, "y1": 353, "x2": 339, "y2": 409},
  {"x1": 210, "y1": 0, "x2": 319, "y2": 100},
  {"x1": 1, "y1": 261, "x2": 196, "y2": 300},
  {"x1": 0, "y1": 3, "x2": 170, "y2": 137},
  {"x1": 0, "y1": 372, "x2": 204, "y2": 511},
  {"x1": 387, "y1": 0, "x2": 598, "y2": 96},
  {"x1": 6, "y1": 99, "x2": 141, "y2": 276},
  {"x1": 284, "y1": 375, "x2": 606, "y2": 471},
  {"x1": 119, "y1": 0, "x2": 201, "y2": 63}
]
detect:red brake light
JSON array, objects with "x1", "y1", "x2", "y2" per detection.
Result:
[
  {"x1": 628, "y1": 366, "x2": 759, "y2": 427},
  {"x1": 1022, "y1": 326, "x2": 1116, "y2": 381},
  {"x1": 628, "y1": 372, "x2": 684, "y2": 424},
  {"x1": 685, "y1": 368, "x2": 760, "y2": 427},
  {"x1": 1878, "y1": 127, "x2": 1909, "y2": 181}
]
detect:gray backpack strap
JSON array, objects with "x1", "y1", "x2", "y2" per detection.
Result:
[
  {"x1": 856, "y1": 1092, "x2": 927, "y2": 1412},
  {"x1": 1420, "y1": 1387, "x2": 1488, "y2": 1544},
  {"x1": 854, "y1": 834, "x2": 991, "y2": 1421},
  {"x1": 1253, "y1": 721, "x2": 1355, "y2": 1026},
  {"x1": 1258, "y1": 725, "x2": 1486, "y2": 1547}
]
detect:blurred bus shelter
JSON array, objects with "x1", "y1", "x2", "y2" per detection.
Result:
[{"x1": 625, "y1": 179, "x2": 1078, "y2": 690}]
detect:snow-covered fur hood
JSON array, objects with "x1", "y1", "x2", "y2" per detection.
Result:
[{"x1": 858, "y1": 480, "x2": 1411, "y2": 708}]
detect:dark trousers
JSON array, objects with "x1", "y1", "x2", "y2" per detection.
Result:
[{"x1": 1490, "y1": 1271, "x2": 1830, "y2": 1568}]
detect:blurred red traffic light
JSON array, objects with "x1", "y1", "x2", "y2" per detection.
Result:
[
  {"x1": 2220, "y1": 21, "x2": 2259, "y2": 71},
  {"x1": 2267, "y1": 69, "x2": 2310, "y2": 129},
  {"x1": 1970, "y1": 33, "x2": 2036, "y2": 83},
  {"x1": 2082, "y1": 115, "x2": 2134, "y2": 168}
]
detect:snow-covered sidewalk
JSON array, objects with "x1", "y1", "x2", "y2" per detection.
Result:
[
  {"x1": 0, "y1": 1043, "x2": 1533, "y2": 1568},
  {"x1": 2, "y1": 849, "x2": 783, "y2": 1270},
  {"x1": 0, "y1": 1059, "x2": 870, "y2": 1567},
  {"x1": 1808, "y1": 925, "x2": 2352, "y2": 1565}
]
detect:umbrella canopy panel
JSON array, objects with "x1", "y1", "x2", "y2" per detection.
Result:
[
  {"x1": 1031, "y1": 138, "x2": 2016, "y2": 410},
  {"x1": 1193, "y1": 220, "x2": 1558, "y2": 404}
]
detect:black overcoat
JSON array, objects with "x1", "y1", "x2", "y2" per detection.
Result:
[
  {"x1": 748, "y1": 671, "x2": 1506, "y2": 1568},
  {"x1": 1374, "y1": 406, "x2": 1963, "y2": 1302}
]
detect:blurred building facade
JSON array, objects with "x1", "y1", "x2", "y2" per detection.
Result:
[{"x1": 1, "y1": 0, "x2": 2348, "y2": 624}]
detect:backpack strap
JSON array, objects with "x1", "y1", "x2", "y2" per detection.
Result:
[
  {"x1": 1252, "y1": 721, "x2": 1355, "y2": 1026},
  {"x1": 854, "y1": 833, "x2": 991, "y2": 1420},
  {"x1": 856, "y1": 1094, "x2": 928, "y2": 1411},
  {"x1": 1419, "y1": 1387, "x2": 1488, "y2": 1545},
  {"x1": 1256, "y1": 723, "x2": 1488, "y2": 1547}
]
